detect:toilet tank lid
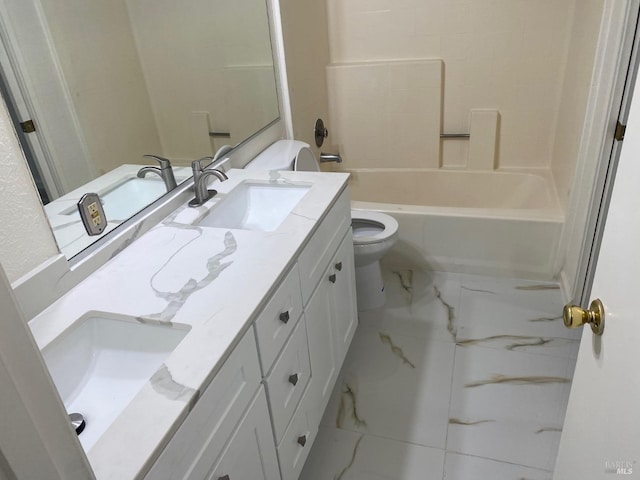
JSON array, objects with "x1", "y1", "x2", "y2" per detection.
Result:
[{"x1": 245, "y1": 140, "x2": 312, "y2": 171}]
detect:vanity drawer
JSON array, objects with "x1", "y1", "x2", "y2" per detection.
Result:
[
  {"x1": 277, "y1": 383, "x2": 318, "y2": 480},
  {"x1": 265, "y1": 316, "x2": 311, "y2": 444},
  {"x1": 254, "y1": 263, "x2": 303, "y2": 374},
  {"x1": 145, "y1": 329, "x2": 261, "y2": 480},
  {"x1": 298, "y1": 188, "x2": 351, "y2": 305}
]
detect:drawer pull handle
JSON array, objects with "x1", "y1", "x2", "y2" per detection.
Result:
[
  {"x1": 218, "y1": 476, "x2": 230, "y2": 480},
  {"x1": 279, "y1": 311, "x2": 290, "y2": 324},
  {"x1": 329, "y1": 274, "x2": 336, "y2": 284},
  {"x1": 289, "y1": 373, "x2": 299, "y2": 386},
  {"x1": 335, "y1": 262, "x2": 343, "y2": 271},
  {"x1": 297, "y1": 435, "x2": 307, "y2": 447}
]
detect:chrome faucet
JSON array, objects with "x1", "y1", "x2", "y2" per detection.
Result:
[
  {"x1": 137, "y1": 155, "x2": 177, "y2": 191},
  {"x1": 189, "y1": 157, "x2": 229, "y2": 207}
]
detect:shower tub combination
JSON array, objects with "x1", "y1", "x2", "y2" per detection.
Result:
[{"x1": 346, "y1": 168, "x2": 564, "y2": 279}]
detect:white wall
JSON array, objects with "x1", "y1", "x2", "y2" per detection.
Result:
[{"x1": 0, "y1": 97, "x2": 58, "y2": 282}]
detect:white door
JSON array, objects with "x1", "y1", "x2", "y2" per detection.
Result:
[{"x1": 554, "y1": 67, "x2": 640, "y2": 477}]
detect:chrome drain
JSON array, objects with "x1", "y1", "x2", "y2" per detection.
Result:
[{"x1": 69, "y1": 413, "x2": 86, "y2": 435}]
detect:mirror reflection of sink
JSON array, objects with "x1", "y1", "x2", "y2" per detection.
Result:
[
  {"x1": 61, "y1": 177, "x2": 169, "y2": 222},
  {"x1": 195, "y1": 182, "x2": 311, "y2": 232},
  {"x1": 41, "y1": 314, "x2": 190, "y2": 451}
]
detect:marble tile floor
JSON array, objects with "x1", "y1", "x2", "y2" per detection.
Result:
[{"x1": 299, "y1": 266, "x2": 581, "y2": 480}]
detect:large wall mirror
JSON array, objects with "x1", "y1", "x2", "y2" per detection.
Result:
[{"x1": 0, "y1": 0, "x2": 279, "y2": 258}]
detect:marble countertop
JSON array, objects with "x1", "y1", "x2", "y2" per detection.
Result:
[{"x1": 29, "y1": 169, "x2": 349, "y2": 479}]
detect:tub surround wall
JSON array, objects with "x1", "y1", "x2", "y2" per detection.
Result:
[
  {"x1": 327, "y1": 60, "x2": 442, "y2": 169},
  {"x1": 551, "y1": 0, "x2": 605, "y2": 209},
  {"x1": 325, "y1": 0, "x2": 581, "y2": 171},
  {"x1": 469, "y1": 110, "x2": 500, "y2": 170}
]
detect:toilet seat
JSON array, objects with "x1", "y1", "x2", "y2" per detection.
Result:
[
  {"x1": 293, "y1": 147, "x2": 320, "y2": 172},
  {"x1": 351, "y1": 210, "x2": 398, "y2": 245}
]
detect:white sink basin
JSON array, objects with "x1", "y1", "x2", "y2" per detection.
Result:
[
  {"x1": 62, "y1": 177, "x2": 169, "y2": 222},
  {"x1": 101, "y1": 177, "x2": 169, "y2": 220},
  {"x1": 42, "y1": 315, "x2": 190, "y2": 451},
  {"x1": 196, "y1": 182, "x2": 311, "y2": 231}
]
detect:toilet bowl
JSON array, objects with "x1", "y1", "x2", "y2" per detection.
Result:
[
  {"x1": 246, "y1": 140, "x2": 399, "y2": 311},
  {"x1": 351, "y1": 210, "x2": 399, "y2": 311}
]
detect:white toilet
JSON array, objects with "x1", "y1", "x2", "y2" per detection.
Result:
[
  {"x1": 350, "y1": 210, "x2": 399, "y2": 311},
  {"x1": 246, "y1": 140, "x2": 399, "y2": 311}
]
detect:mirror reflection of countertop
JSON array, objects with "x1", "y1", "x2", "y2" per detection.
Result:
[
  {"x1": 29, "y1": 169, "x2": 350, "y2": 480},
  {"x1": 43, "y1": 165, "x2": 192, "y2": 258}
]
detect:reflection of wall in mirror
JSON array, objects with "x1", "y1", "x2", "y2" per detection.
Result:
[
  {"x1": 224, "y1": 65, "x2": 280, "y2": 145},
  {"x1": 38, "y1": 0, "x2": 163, "y2": 181},
  {"x1": 0, "y1": 98, "x2": 58, "y2": 282},
  {"x1": 126, "y1": 0, "x2": 279, "y2": 165},
  {"x1": 36, "y1": 0, "x2": 279, "y2": 185}
]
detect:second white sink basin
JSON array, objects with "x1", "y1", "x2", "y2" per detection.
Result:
[
  {"x1": 100, "y1": 177, "x2": 169, "y2": 221},
  {"x1": 42, "y1": 314, "x2": 190, "y2": 451},
  {"x1": 61, "y1": 177, "x2": 169, "y2": 222},
  {"x1": 196, "y1": 182, "x2": 310, "y2": 231}
]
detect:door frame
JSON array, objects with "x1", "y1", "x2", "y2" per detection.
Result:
[
  {"x1": 557, "y1": 0, "x2": 640, "y2": 306},
  {"x1": 0, "y1": 0, "x2": 97, "y2": 197}
]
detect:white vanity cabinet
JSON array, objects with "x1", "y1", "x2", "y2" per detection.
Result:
[
  {"x1": 145, "y1": 330, "x2": 275, "y2": 480},
  {"x1": 146, "y1": 188, "x2": 357, "y2": 480},
  {"x1": 206, "y1": 388, "x2": 280, "y2": 480},
  {"x1": 271, "y1": 191, "x2": 357, "y2": 480},
  {"x1": 303, "y1": 231, "x2": 357, "y2": 427}
]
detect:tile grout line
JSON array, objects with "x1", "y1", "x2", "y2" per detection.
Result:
[
  {"x1": 442, "y1": 279, "x2": 464, "y2": 479},
  {"x1": 445, "y1": 449, "x2": 555, "y2": 474}
]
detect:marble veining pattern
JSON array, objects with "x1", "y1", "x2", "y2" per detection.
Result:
[
  {"x1": 336, "y1": 382, "x2": 367, "y2": 429},
  {"x1": 150, "y1": 364, "x2": 198, "y2": 403},
  {"x1": 147, "y1": 230, "x2": 237, "y2": 322},
  {"x1": 378, "y1": 332, "x2": 416, "y2": 368},
  {"x1": 334, "y1": 434, "x2": 364, "y2": 480},
  {"x1": 301, "y1": 267, "x2": 579, "y2": 479}
]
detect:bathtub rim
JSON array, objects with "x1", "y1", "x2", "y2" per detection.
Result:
[
  {"x1": 343, "y1": 166, "x2": 564, "y2": 222},
  {"x1": 351, "y1": 200, "x2": 564, "y2": 222}
]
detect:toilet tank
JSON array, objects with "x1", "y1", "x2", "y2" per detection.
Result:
[{"x1": 245, "y1": 140, "x2": 319, "y2": 172}]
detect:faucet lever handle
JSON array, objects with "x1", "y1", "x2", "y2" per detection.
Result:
[
  {"x1": 143, "y1": 154, "x2": 172, "y2": 169},
  {"x1": 191, "y1": 156, "x2": 215, "y2": 172}
]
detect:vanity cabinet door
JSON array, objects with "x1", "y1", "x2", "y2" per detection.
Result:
[
  {"x1": 304, "y1": 266, "x2": 338, "y2": 426},
  {"x1": 328, "y1": 232, "x2": 358, "y2": 367},
  {"x1": 206, "y1": 388, "x2": 280, "y2": 480},
  {"x1": 145, "y1": 330, "x2": 261, "y2": 480}
]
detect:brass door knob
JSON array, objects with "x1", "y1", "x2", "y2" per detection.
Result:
[{"x1": 563, "y1": 299, "x2": 605, "y2": 335}]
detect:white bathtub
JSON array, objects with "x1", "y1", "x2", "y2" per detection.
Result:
[{"x1": 346, "y1": 168, "x2": 564, "y2": 279}]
